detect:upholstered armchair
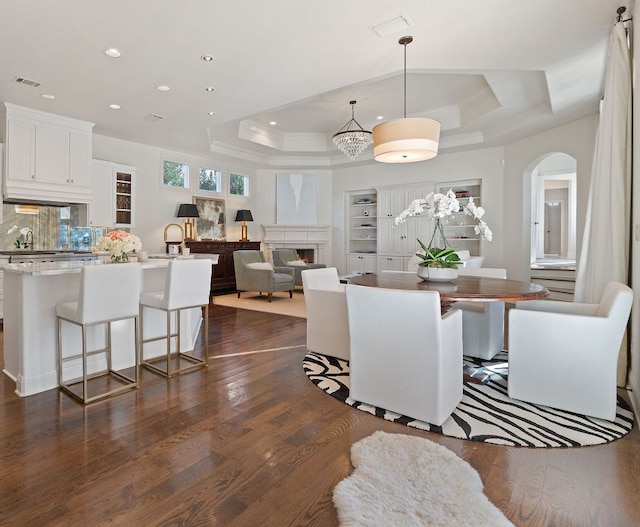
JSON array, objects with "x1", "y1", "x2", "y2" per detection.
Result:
[
  {"x1": 272, "y1": 249, "x2": 326, "y2": 287},
  {"x1": 233, "y1": 250, "x2": 295, "y2": 302},
  {"x1": 301, "y1": 267, "x2": 349, "y2": 361},
  {"x1": 508, "y1": 281, "x2": 633, "y2": 420},
  {"x1": 345, "y1": 284, "x2": 463, "y2": 426},
  {"x1": 454, "y1": 250, "x2": 485, "y2": 269}
]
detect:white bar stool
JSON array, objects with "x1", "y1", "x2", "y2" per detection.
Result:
[
  {"x1": 139, "y1": 259, "x2": 212, "y2": 377},
  {"x1": 56, "y1": 262, "x2": 141, "y2": 404}
]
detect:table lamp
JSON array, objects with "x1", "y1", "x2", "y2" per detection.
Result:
[
  {"x1": 235, "y1": 209, "x2": 253, "y2": 241},
  {"x1": 176, "y1": 203, "x2": 200, "y2": 241}
]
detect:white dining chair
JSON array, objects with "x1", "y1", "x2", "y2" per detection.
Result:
[
  {"x1": 508, "y1": 281, "x2": 633, "y2": 420},
  {"x1": 345, "y1": 284, "x2": 463, "y2": 426},
  {"x1": 57, "y1": 262, "x2": 141, "y2": 404},
  {"x1": 301, "y1": 267, "x2": 350, "y2": 361},
  {"x1": 452, "y1": 268, "x2": 507, "y2": 359},
  {"x1": 140, "y1": 259, "x2": 212, "y2": 377}
]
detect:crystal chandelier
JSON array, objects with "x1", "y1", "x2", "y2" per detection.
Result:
[{"x1": 332, "y1": 100, "x2": 372, "y2": 160}]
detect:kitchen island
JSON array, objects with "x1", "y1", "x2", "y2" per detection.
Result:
[{"x1": 2, "y1": 256, "x2": 218, "y2": 397}]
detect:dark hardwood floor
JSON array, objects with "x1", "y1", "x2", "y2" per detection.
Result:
[{"x1": 1, "y1": 305, "x2": 639, "y2": 526}]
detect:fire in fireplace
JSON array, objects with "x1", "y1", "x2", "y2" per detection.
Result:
[{"x1": 294, "y1": 249, "x2": 314, "y2": 263}]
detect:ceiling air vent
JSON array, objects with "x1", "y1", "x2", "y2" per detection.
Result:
[
  {"x1": 13, "y1": 76, "x2": 41, "y2": 88},
  {"x1": 369, "y1": 14, "x2": 413, "y2": 38},
  {"x1": 144, "y1": 113, "x2": 165, "y2": 122}
]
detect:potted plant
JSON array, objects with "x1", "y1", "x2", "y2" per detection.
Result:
[
  {"x1": 415, "y1": 240, "x2": 461, "y2": 281},
  {"x1": 395, "y1": 189, "x2": 494, "y2": 281}
]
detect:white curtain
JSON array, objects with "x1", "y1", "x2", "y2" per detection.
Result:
[{"x1": 574, "y1": 22, "x2": 631, "y2": 383}]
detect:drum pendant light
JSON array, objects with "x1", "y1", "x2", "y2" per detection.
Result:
[{"x1": 373, "y1": 36, "x2": 441, "y2": 163}]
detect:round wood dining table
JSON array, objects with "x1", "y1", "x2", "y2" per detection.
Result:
[{"x1": 349, "y1": 272, "x2": 549, "y2": 309}]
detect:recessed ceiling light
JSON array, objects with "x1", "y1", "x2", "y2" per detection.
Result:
[
  {"x1": 269, "y1": 121, "x2": 277, "y2": 126},
  {"x1": 205, "y1": 87, "x2": 215, "y2": 92},
  {"x1": 376, "y1": 115, "x2": 384, "y2": 120},
  {"x1": 207, "y1": 111, "x2": 216, "y2": 116},
  {"x1": 201, "y1": 55, "x2": 214, "y2": 62},
  {"x1": 41, "y1": 94, "x2": 55, "y2": 100},
  {"x1": 109, "y1": 104, "x2": 121, "y2": 110},
  {"x1": 104, "y1": 48, "x2": 123, "y2": 58},
  {"x1": 156, "y1": 85, "x2": 171, "y2": 92}
]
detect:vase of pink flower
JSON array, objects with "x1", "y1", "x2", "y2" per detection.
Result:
[{"x1": 97, "y1": 230, "x2": 142, "y2": 262}]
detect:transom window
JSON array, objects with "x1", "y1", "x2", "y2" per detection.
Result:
[
  {"x1": 199, "y1": 167, "x2": 221, "y2": 193},
  {"x1": 163, "y1": 160, "x2": 189, "y2": 188},
  {"x1": 230, "y1": 173, "x2": 249, "y2": 197}
]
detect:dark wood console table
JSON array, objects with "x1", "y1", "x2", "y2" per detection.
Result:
[{"x1": 184, "y1": 241, "x2": 261, "y2": 294}]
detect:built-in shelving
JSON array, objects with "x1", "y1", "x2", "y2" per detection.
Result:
[
  {"x1": 347, "y1": 190, "x2": 378, "y2": 254},
  {"x1": 436, "y1": 179, "x2": 482, "y2": 256},
  {"x1": 346, "y1": 189, "x2": 378, "y2": 274}
]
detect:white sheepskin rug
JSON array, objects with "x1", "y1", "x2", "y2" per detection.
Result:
[{"x1": 333, "y1": 431, "x2": 514, "y2": 527}]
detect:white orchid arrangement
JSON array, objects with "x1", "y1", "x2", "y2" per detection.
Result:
[{"x1": 395, "y1": 189, "x2": 493, "y2": 242}]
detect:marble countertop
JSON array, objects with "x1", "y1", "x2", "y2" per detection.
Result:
[{"x1": 2, "y1": 255, "x2": 218, "y2": 276}]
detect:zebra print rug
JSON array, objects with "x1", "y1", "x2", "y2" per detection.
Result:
[{"x1": 303, "y1": 351, "x2": 634, "y2": 447}]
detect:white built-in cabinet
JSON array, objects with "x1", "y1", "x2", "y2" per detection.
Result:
[
  {"x1": 376, "y1": 183, "x2": 434, "y2": 272},
  {"x1": 90, "y1": 160, "x2": 136, "y2": 228},
  {"x1": 3, "y1": 103, "x2": 94, "y2": 203},
  {"x1": 347, "y1": 254, "x2": 377, "y2": 274}
]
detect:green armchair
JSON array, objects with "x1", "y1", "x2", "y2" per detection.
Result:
[
  {"x1": 272, "y1": 249, "x2": 326, "y2": 287},
  {"x1": 233, "y1": 250, "x2": 295, "y2": 302}
]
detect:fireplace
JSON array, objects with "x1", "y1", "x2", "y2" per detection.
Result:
[
  {"x1": 294, "y1": 249, "x2": 315, "y2": 263},
  {"x1": 262, "y1": 224, "x2": 330, "y2": 264}
]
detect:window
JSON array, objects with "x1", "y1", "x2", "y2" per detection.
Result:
[
  {"x1": 230, "y1": 173, "x2": 250, "y2": 197},
  {"x1": 163, "y1": 160, "x2": 189, "y2": 188},
  {"x1": 199, "y1": 167, "x2": 221, "y2": 193}
]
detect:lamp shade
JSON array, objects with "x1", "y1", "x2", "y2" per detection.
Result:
[
  {"x1": 372, "y1": 117, "x2": 441, "y2": 163},
  {"x1": 176, "y1": 203, "x2": 200, "y2": 218},
  {"x1": 235, "y1": 209, "x2": 254, "y2": 222}
]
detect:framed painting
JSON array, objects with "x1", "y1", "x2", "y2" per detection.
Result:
[{"x1": 193, "y1": 196, "x2": 226, "y2": 240}]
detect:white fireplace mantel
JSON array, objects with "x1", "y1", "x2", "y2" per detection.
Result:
[{"x1": 262, "y1": 224, "x2": 330, "y2": 264}]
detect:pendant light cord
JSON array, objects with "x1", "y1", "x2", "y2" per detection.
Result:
[
  {"x1": 398, "y1": 36, "x2": 413, "y2": 118},
  {"x1": 403, "y1": 40, "x2": 407, "y2": 118}
]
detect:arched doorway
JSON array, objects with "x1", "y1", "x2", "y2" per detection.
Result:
[{"x1": 529, "y1": 152, "x2": 577, "y2": 267}]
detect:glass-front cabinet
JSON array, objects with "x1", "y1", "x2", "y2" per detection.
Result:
[
  {"x1": 90, "y1": 160, "x2": 136, "y2": 228},
  {"x1": 115, "y1": 171, "x2": 133, "y2": 225}
]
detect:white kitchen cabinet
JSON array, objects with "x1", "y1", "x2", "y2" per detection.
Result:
[
  {"x1": 346, "y1": 254, "x2": 376, "y2": 275},
  {"x1": 89, "y1": 160, "x2": 136, "y2": 228},
  {"x1": 3, "y1": 103, "x2": 94, "y2": 203}
]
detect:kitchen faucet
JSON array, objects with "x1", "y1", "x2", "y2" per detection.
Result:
[{"x1": 25, "y1": 229, "x2": 33, "y2": 249}]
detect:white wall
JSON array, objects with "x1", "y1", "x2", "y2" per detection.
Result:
[
  {"x1": 331, "y1": 147, "x2": 505, "y2": 275},
  {"x1": 502, "y1": 114, "x2": 597, "y2": 280},
  {"x1": 92, "y1": 134, "x2": 258, "y2": 253},
  {"x1": 256, "y1": 168, "x2": 334, "y2": 261}
]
